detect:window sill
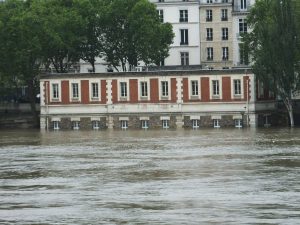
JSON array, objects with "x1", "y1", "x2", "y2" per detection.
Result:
[{"x1": 212, "y1": 95, "x2": 220, "y2": 99}]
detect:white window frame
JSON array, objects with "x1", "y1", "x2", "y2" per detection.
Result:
[
  {"x1": 192, "y1": 119, "x2": 199, "y2": 129},
  {"x1": 213, "y1": 119, "x2": 220, "y2": 128},
  {"x1": 222, "y1": 28, "x2": 228, "y2": 40},
  {"x1": 207, "y1": 47, "x2": 213, "y2": 61},
  {"x1": 179, "y1": 9, "x2": 188, "y2": 23},
  {"x1": 118, "y1": 80, "x2": 129, "y2": 101},
  {"x1": 92, "y1": 120, "x2": 100, "y2": 130},
  {"x1": 72, "y1": 121, "x2": 80, "y2": 130},
  {"x1": 231, "y1": 76, "x2": 244, "y2": 99},
  {"x1": 180, "y1": 52, "x2": 189, "y2": 66},
  {"x1": 211, "y1": 80, "x2": 220, "y2": 98},
  {"x1": 222, "y1": 47, "x2": 229, "y2": 61},
  {"x1": 71, "y1": 83, "x2": 79, "y2": 99},
  {"x1": 50, "y1": 81, "x2": 61, "y2": 102},
  {"x1": 221, "y1": 9, "x2": 228, "y2": 21},
  {"x1": 180, "y1": 29, "x2": 189, "y2": 45},
  {"x1": 140, "y1": 81, "x2": 148, "y2": 98},
  {"x1": 189, "y1": 78, "x2": 201, "y2": 99},
  {"x1": 239, "y1": 18, "x2": 247, "y2": 34},
  {"x1": 141, "y1": 120, "x2": 149, "y2": 129},
  {"x1": 234, "y1": 79, "x2": 242, "y2": 96},
  {"x1": 162, "y1": 119, "x2": 169, "y2": 129},
  {"x1": 69, "y1": 80, "x2": 81, "y2": 102},
  {"x1": 206, "y1": 28, "x2": 213, "y2": 41},
  {"x1": 157, "y1": 9, "x2": 164, "y2": 23},
  {"x1": 235, "y1": 119, "x2": 243, "y2": 128},
  {"x1": 206, "y1": 9, "x2": 213, "y2": 21},
  {"x1": 90, "y1": 80, "x2": 101, "y2": 101},
  {"x1": 159, "y1": 78, "x2": 171, "y2": 100},
  {"x1": 53, "y1": 121, "x2": 60, "y2": 130},
  {"x1": 240, "y1": 0, "x2": 247, "y2": 10},
  {"x1": 121, "y1": 120, "x2": 128, "y2": 130}
]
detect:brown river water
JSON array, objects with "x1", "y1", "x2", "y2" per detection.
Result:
[{"x1": 0, "y1": 128, "x2": 300, "y2": 225}]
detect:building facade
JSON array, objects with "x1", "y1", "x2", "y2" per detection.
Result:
[
  {"x1": 78, "y1": 0, "x2": 256, "y2": 72},
  {"x1": 40, "y1": 69, "x2": 275, "y2": 130},
  {"x1": 150, "y1": 0, "x2": 201, "y2": 67},
  {"x1": 199, "y1": 0, "x2": 233, "y2": 69},
  {"x1": 232, "y1": 0, "x2": 255, "y2": 68}
]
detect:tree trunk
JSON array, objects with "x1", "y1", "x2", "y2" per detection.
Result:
[
  {"x1": 27, "y1": 79, "x2": 39, "y2": 128},
  {"x1": 283, "y1": 97, "x2": 295, "y2": 127}
]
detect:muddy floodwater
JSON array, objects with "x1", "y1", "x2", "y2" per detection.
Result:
[{"x1": 0, "y1": 128, "x2": 300, "y2": 225}]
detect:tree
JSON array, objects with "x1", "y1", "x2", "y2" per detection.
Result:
[
  {"x1": 101, "y1": 0, "x2": 173, "y2": 71},
  {"x1": 0, "y1": 0, "x2": 44, "y2": 126},
  {"x1": 243, "y1": 0, "x2": 300, "y2": 127},
  {"x1": 34, "y1": 0, "x2": 86, "y2": 73},
  {"x1": 76, "y1": 0, "x2": 105, "y2": 72}
]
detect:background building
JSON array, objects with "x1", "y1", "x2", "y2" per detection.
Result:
[{"x1": 199, "y1": 0, "x2": 233, "y2": 69}]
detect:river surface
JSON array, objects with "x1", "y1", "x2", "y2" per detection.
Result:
[{"x1": 0, "y1": 128, "x2": 300, "y2": 225}]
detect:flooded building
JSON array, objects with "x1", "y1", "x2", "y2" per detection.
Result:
[{"x1": 40, "y1": 69, "x2": 275, "y2": 130}]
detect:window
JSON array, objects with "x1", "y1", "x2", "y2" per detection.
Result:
[
  {"x1": 234, "y1": 79, "x2": 242, "y2": 95},
  {"x1": 207, "y1": 47, "x2": 213, "y2": 61},
  {"x1": 207, "y1": 0, "x2": 212, "y2": 3},
  {"x1": 179, "y1": 10, "x2": 188, "y2": 22},
  {"x1": 180, "y1": 29, "x2": 189, "y2": 45},
  {"x1": 71, "y1": 83, "x2": 79, "y2": 99},
  {"x1": 241, "y1": 0, "x2": 247, "y2": 10},
  {"x1": 53, "y1": 121, "x2": 60, "y2": 130},
  {"x1": 222, "y1": 47, "x2": 229, "y2": 61},
  {"x1": 239, "y1": 19, "x2": 247, "y2": 34},
  {"x1": 180, "y1": 52, "x2": 189, "y2": 66},
  {"x1": 222, "y1": 28, "x2": 228, "y2": 40},
  {"x1": 192, "y1": 119, "x2": 199, "y2": 129},
  {"x1": 52, "y1": 83, "x2": 59, "y2": 100},
  {"x1": 221, "y1": 9, "x2": 228, "y2": 21},
  {"x1": 158, "y1": 0, "x2": 164, "y2": 2},
  {"x1": 235, "y1": 119, "x2": 243, "y2": 128},
  {"x1": 141, "y1": 120, "x2": 149, "y2": 129},
  {"x1": 72, "y1": 121, "x2": 80, "y2": 130},
  {"x1": 206, "y1": 10, "x2": 212, "y2": 21},
  {"x1": 206, "y1": 28, "x2": 213, "y2": 41},
  {"x1": 213, "y1": 119, "x2": 220, "y2": 128},
  {"x1": 161, "y1": 81, "x2": 169, "y2": 97},
  {"x1": 212, "y1": 80, "x2": 219, "y2": 96},
  {"x1": 191, "y1": 80, "x2": 199, "y2": 96},
  {"x1": 92, "y1": 120, "x2": 100, "y2": 130},
  {"x1": 121, "y1": 120, "x2": 128, "y2": 129},
  {"x1": 91, "y1": 83, "x2": 99, "y2": 99},
  {"x1": 162, "y1": 120, "x2": 169, "y2": 129},
  {"x1": 140, "y1": 81, "x2": 148, "y2": 97},
  {"x1": 222, "y1": 0, "x2": 228, "y2": 3},
  {"x1": 158, "y1": 10, "x2": 164, "y2": 22},
  {"x1": 120, "y1": 82, "x2": 127, "y2": 98}
]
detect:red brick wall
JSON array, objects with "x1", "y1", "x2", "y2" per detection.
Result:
[
  {"x1": 101, "y1": 80, "x2": 107, "y2": 103},
  {"x1": 111, "y1": 79, "x2": 118, "y2": 103},
  {"x1": 243, "y1": 76, "x2": 249, "y2": 100},
  {"x1": 201, "y1": 77, "x2": 210, "y2": 102},
  {"x1": 171, "y1": 78, "x2": 177, "y2": 102},
  {"x1": 61, "y1": 80, "x2": 70, "y2": 104},
  {"x1": 44, "y1": 81, "x2": 50, "y2": 104},
  {"x1": 129, "y1": 79, "x2": 138, "y2": 103},
  {"x1": 182, "y1": 78, "x2": 189, "y2": 102},
  {"x1": 222, "y1": 77, "x2": 231, "y2": 101},
  {"x1": 81, "y1": 80, "x2": 89, "y2": 104},
  {"x1": 150, "y1": 78, "x2": 159, "y2": 102}
]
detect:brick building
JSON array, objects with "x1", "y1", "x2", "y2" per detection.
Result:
[{"x1": 40, "y1": 69, "x2": 275, "y2": 130}]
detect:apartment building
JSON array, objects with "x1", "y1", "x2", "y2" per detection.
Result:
[
  {"x1": 199, "y1": 0, "x2": 233, "y2": 69},
  {"x1": 150, "y1": 0, "x2": 201, "y2": 67},
  {"x1": 232, "y1": 0, "x2": 255, "y2": 68}
]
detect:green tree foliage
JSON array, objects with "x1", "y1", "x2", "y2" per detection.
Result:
[
  {"x1": 0, "y1": 0, "x2": 174, "y2": 126},
  {"x1": 244, "y1": 0, "x2": 300, "y2": 127},
  {"x1": 102, "y1": 0, "x2": 174, "y2": 71},
  {"x1": 0, "y1": 0, "x2": 44, "y2": 125}
]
